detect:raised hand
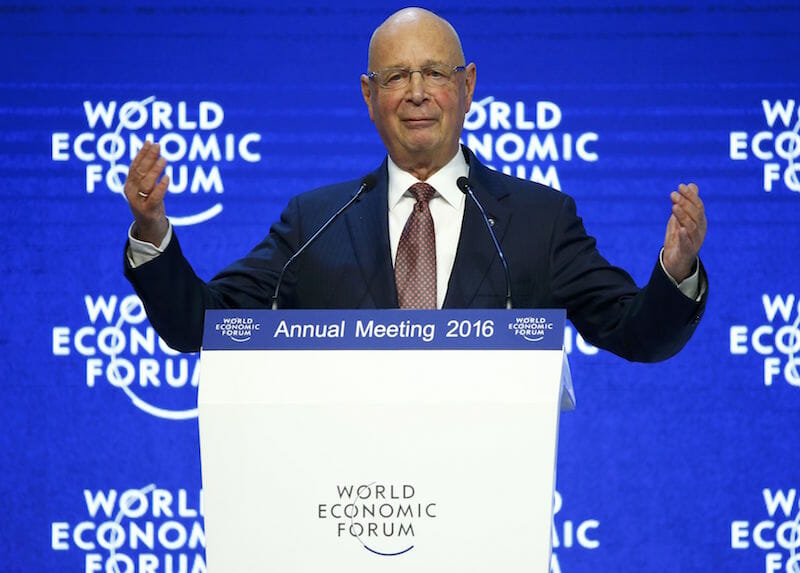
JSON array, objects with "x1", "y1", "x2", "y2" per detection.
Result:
[
  {"x1": 123, "y1": 141, "x2": 170, "y2": 246},
  {"x1": 662, "y1": 183, "x2": 706, "y2": 282}
]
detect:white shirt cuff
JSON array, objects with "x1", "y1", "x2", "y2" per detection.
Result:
[
  {"x1": 659, "y1": 248, "x2": 705, "y2": 301},
  {"x1": 126, "y1": 221, "x2": 173, "y2": 268}
]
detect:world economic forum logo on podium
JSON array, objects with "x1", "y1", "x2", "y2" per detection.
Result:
[
  {"x1": 317, "y1": 482, "x2": 437, "y2": 557},
  {"x1": 214, "y1": 316, "x2": 261, "y2": 343},
  {"x1": 508, "y1": 315, "x2": 556, "y2": 342}
]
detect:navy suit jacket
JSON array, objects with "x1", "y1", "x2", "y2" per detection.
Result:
[{"x1": 125, "y1": 148, "x2": 706, "y2": 358}]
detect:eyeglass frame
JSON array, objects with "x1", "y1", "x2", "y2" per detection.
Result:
[{"x1": 366, "y1": 64, "x2": 467, "y2": 90}]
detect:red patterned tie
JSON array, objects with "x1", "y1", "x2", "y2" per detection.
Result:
[{"x1": 395, "y1": 182, "x2": 437, "y2": 309}]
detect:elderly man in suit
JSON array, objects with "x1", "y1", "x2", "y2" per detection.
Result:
[{"x1": 123, "y1": 7, "x2": 707, "y2": 357}]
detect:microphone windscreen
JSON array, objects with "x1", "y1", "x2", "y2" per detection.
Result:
[
  {"x1": 361, "y1": 173, "x2": 378, "y2": 192},
  {"x1": 456, "y1": 176, "x2": 470, "y2": 193}
]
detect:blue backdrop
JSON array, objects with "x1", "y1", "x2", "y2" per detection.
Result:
[{"x1": 2, "y1": 1, "x2": 800, "y2": 571}]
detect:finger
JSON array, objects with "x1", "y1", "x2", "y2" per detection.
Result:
[
  {"x1": 136, "y1": 142, "x2": 162, "y2": 179},
  {"x1": 674, "y1": 207, "x2": 706, "y2": 250},
  {"x1": 665, "y1": 212, "x2": 678, "y2": 233},
  {"x1": 671, "y1": 190, "x2": 704, "y2": 227},
  {"x1": 140, "y1": 156, "x2": 167, "y2": 191},
  {"x1": 677, "y1": 184, "x2": 704, "y2": 218},
  {"x1": 676, "y1": 227, "x2": 694, "y2": 254},
  {"x1": 681, "y1": 193, "x2": 707, "y2": 233},
  {"x1": 672, "y1": 202, "x2": 697, "y2": 228},
  {"x1": 672, "y1": 203, "x2": 698, "y2": 235},
  {"x1": 151, "y1": 174, "x2": 170, "y2": 202},
  {"x1": 679, "y1": 182, "x2": 704, "y2": 210},
  {"x1": 664, "y1": 210, "x2": 688, "y2": 243},
  {"x1": 129, "y1": 140, "x2": 152, "y2": 175},
  {"x1": 670, "y1": 191, "x2": 700, "y2": 224},
  {"x1": 676, "y1": 199, "x2": 702, "y2": 227},
  {"x1": 125, "y1": 144, "x2": 150, "y2": 198}
]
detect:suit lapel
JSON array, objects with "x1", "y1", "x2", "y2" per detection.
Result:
[
  {"x1": 344, "y1": 161, "x2": 398, "y2": 308},
  {"x1": 444, "y1": 152, "x2": 512, "y2": 308}
]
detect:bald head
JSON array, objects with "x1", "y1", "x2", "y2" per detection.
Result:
[{"x1": 367, "y1": 8, "x2": 465, "y2": 72}]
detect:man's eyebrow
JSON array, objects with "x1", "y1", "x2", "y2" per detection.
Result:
[{"x1": 374, "y1": 60, "x2": 450, "y2": 70}]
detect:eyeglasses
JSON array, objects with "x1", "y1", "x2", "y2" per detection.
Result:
[{"x1": 366, "y1": 64, "x2": 466, "y2": 90}]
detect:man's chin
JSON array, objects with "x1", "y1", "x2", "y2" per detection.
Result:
[{"x1": 400, "y1": 131, "x2": 441, "y2": 153}]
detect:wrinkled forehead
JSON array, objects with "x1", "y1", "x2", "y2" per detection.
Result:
[{"x1": 367, "y1": 13, "x2": 465, "y2": 71}]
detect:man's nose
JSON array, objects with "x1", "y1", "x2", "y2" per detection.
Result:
[{"x1": 407, "y1": 70, "x2": 428, "y2": 104}]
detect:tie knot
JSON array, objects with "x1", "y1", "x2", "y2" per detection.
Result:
[{"x1": 408, "y1": 182, "x2": 436, "y2": 204}]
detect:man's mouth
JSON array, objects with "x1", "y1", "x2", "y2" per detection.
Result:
[{"x1": 402, "y1": 118, "x2": 436, "y2": 127}]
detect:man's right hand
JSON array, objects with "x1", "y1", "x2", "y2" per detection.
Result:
[{"x1": 124, "y1": 140, "x2": 170, "y2": 247}]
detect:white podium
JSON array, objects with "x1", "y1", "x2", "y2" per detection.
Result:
[{"x1": 199, "y1": 309, "x2": 574, "y2": 572}]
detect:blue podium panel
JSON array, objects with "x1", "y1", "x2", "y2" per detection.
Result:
[{"x1": 202, "y1": 309, "x2": 566, "y2": 350}]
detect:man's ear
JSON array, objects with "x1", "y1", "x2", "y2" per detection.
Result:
[
  {"x1": 463, "y1": 62, "x2": 477, "y2": 111},
  {"x1": 361, "y1": 75, "x2": 375, "y2": 122}
]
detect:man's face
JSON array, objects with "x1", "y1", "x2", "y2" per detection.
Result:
[{"x1": 361, "y1": 16, "x2": 476, "y2": 178}]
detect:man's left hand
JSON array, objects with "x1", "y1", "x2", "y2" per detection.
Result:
[{"x1": 663, "y1": 183, "x2": 706, "y2": 282}]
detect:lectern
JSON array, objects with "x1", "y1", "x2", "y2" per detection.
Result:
[{"x1": 199, "y1": 309, "x2": 574, "y2": 572}]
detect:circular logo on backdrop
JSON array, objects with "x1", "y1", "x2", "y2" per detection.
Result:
[
  {"x1": 50, "y1": 484, "x2": 206, "y2": 571},
  {"x1": 730, "y1": 488, "x2": 800, "y2": 572},
  {"x1": 729, "y1": 294, "x2": 800, "y2": 388},
  {"x1": 51, "y1": 95, "x2": 263, "y2": 227},
  {"x1": 729, "y1": 99, "x2": 800, "y2": 193},
  {"x1": 551, "y1": 490, "x2": 601, "y2": 571},
  {"x1": 462, "y1": 95, "x2": 600, "y2": 191},
  {"x1": 53, "y1": 294, "x2": 200, "y2": 420}
]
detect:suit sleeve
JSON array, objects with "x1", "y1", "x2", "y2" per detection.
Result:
[
  {"x1": 123, "y1": 196, "x2": 303, "y2": 352},
  {"x1": 548, "y1": 194, "x2": 707, "y2": 362}
]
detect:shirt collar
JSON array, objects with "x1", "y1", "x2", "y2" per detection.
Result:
[{"x1": 387, "y1": 149, "x2": 469, "y2": 209}]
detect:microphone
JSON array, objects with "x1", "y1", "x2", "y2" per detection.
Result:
[
  {"x1": 456, "y1": 176, "x2": 513, "y2": 309},
  {"x1": 271, "y1": 174, "x2": 378, "y2": 310}
]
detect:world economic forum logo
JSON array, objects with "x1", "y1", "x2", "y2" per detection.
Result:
[
  {"x1": 729, "y1": 99, "x2": 800, "y2": 193},
  {"x1": 214, "y1": 316, "x2": 261, "y2": 343},
  {"x1": 51, "y1": 484, "x2": 206, "y2": 572},
  {"x1": 730, "y1": 488, "x2": 800, "y2": 572},
  {"x1": 317, "y1": 482, "x2": 437, "y2": 557},
  {"x1": 53, "y1": 294, "x2": 200, "y2": 420},
  {"x1": 51, "y1": 96, "x2": 262, "y2": 226},
  {"x1": 552, "y1": 490, "x2": 600, "y2": 573},
  {"x1": 508, "y1": 315, "x2": 556, "y2": 342},
  {"x1": 730, "y1": 294, "x2": 800, "y2": 388},
  {"x1": 463, "y1": 96, "x2": 599, "y2": 190}
]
